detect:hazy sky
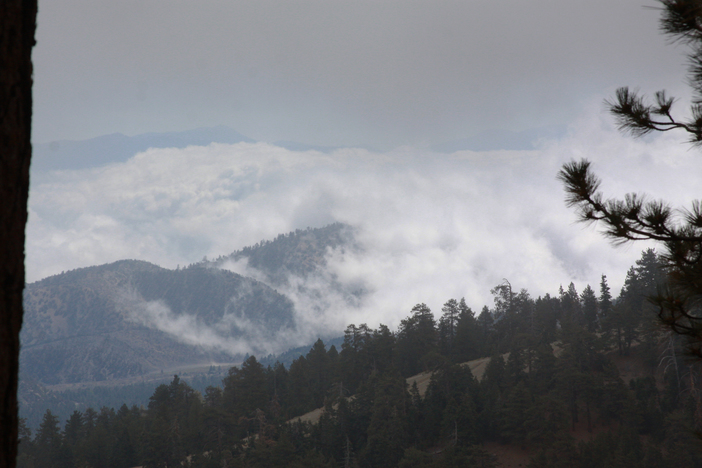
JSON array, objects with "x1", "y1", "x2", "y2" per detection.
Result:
[
  {"x1": 34, "y1": 0, "x2": 688, "y2": 148},
  {"x1": 28, "y1": 1, "x2": 702, "y2": 342}
]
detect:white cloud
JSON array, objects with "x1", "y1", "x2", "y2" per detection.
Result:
[
  {"x1": 26, "y1": 109, "x2": 702, "y2": 344},
  {"x1": 116, "y1": 286, "x2": 291, "y2": 356}
]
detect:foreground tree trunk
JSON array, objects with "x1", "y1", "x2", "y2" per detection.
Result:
[{"x1": 0, "y1": 1, "x2": 37, "y2": 467}]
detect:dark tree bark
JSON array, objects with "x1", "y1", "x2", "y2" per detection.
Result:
[{"x1": 0, "y1": 1, "x2": 37, "y2": 468}]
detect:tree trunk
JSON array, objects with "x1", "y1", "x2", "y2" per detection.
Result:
[{"x1": 0, "y1": 1, "x2": 36, "y2": 468}]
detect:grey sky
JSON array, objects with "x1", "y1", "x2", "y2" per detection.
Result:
[{"x1": 34, "y1": 0, "x2": 687, "y2": 148}]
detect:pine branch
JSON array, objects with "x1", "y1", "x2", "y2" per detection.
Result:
[{"x1": 557, "y1": 160, "x2": 702, "y2": 244}]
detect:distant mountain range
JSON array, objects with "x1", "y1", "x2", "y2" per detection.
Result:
[
  {"x1": 20, "y1": 223, "x2": 355, "y2": 388},
  {"x1": 32, "y1": 126, "x2": 255, "y2": 172},
  {"x1": 32, "y1": 124, "x2": 567, "y2": 174},
  {"x1": 32, "y1": 126, "x2": 377, "y2": 173}
]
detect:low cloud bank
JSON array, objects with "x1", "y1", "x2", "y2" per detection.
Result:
[
  {"x1": 117, "y1": 286, "x2": 299, "y2": 356},
  {"x1": 27, "y1": 108, "x2": 702, "y2": 349}
]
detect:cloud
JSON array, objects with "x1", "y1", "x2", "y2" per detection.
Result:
[
  {"x1": 26, "y1": 107, "x2": 702, "y2": 342},
  {"x1": 116, "y1": 285, "x2": 298, "y2": 356}
]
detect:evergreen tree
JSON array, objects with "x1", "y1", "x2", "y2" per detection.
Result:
[
  {"x1": 15, "y1": 418, "x2": 33, "y2": 468},
  {"x1": 559, "y1": 282, "x2": 582, "y2": 328},
  {"x1": 287, "y1": 355, "x2": 314, "y2": 415},
  {"x1": 62, "y1": 410, "x2": 83, "y2": 455},
  {"x1": 492, "y1": 281, "x2": 518, "y2": 345},
  {"x1": 366, "y1": 324, "x2": 395, "y2": 375},
  {"x1": 306, "y1": 339, "x2": 332, "y2": 407},
  {"x1": 499, "y1": 381, "x2": 532, "y2": 443},
  {"x1": 530, "y1": 342, "x2": 557, "y2": 394},
  {"x1": 581, "y1": 284, "x2": 599, "y2": 332},
  {"x1": 599, "y1": 274, "x2": 613, "y2": 322},
  {"x1": 395, "y1": 304, "x2": 438, "y2": 376},
  {"x1": 142, "y1": 375, "x2": 202, "y2": 468},
  {"x1": 423, "y1": 363, "x2": 478, "y2": 445},
  {"x1": 223, "y1": 356, "x2": 268, "y2": 418},
  {"x1": 478, "y1": 354, "x2": 506, "y2": 438},
  {"x1": 359, "y1": 372, "x2": 409, "y2": 468},
  {"x1": 340, "y1": 323, "x2": 373, "y2": 393},
  {"x1": 476, "y1": 306, "x2": 496, "y2": 354},
  {"x1": 110, "y1": 406, "x2": 138, "y2": 468},
  {"x1": 558, "y1": 1, "x2": 702, "y2": 358},
  {"x1": 266, "y1": 361, "x2": 289, "y2": 419},
  {"x1": 34, "y1": 410, "x2": 70, "y2": 468},
  {"x1": 438, "y1": 299, "x2": 461, "y2": 358},
  {"x1": 453, "y1": 298, "x2": 480, "y2": 362},
  {"x1": 532, "y1": 294, "x2": 559, "y2": 344}
]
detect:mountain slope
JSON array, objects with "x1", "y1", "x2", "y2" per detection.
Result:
[
  {"x1": 217, "y1": 222, "x2": 358, "y2": 288},
  {"x1": 21, "y1": 260, "x2": 295, "y2": 385}
]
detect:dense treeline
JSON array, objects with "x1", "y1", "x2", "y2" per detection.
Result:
[
  {"x1": 18, "y1": 370, "x2": 229, "y2": 431},
  {"x1": 17, "y1": 249, "x2": 702, "y2": 467}
]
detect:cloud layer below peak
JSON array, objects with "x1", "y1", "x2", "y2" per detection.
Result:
[{"x1": 27, "y1": 110, "x2": 702, "y2": 334}]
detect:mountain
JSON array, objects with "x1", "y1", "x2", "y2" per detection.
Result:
[
  {"x1": 18, "y1": 223, "x2": 360, "y2": 429},
  {"x1": 32, "y1": 125, "x2": 255, "y2": 172},
  {"x1": 20, "y1": 223, "x2": 359, "y2": 388},
  {"x1": 20, "y1": 259, "x2": 295, "y2": 385},
  {"x1": 216, "y1": 222, "x2": 358, "y2": 288}
]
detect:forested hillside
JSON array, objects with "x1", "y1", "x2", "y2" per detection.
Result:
[
  {"x1": 18, "y1": 249, "x2": 702, "y2": 468},
  {"x1": 215, "y1": 222, "x2": 358, "y2": 290},
  {"x1": 18, "y1": 225, "x2": 358, "y2": 433},
  {"x1": 20, "y1": 260, "x2": 295, "y2": 385}
]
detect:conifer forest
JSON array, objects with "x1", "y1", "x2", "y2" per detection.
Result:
[{"x1": 16, "y1": 249, "x2": 702, "y2": 468}]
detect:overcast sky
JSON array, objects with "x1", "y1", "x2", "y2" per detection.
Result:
[
  {"x1": 28, "y1": 1, "x2": 702, "y2": 342},
  {"x1": 34, "y1": 0, "x2": 688, "y2": 148}
]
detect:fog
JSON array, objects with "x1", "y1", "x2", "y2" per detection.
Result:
[
  {"x1": 116, "y1": 286, "x2": 298, "y2": 356},
  {"x1": 27, "y1": 103, "x2": 700, "y2": 340}
]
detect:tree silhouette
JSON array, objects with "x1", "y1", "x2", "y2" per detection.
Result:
[
  {"x1": 0, "y1": 2, "x2": 36, "y2": 468},
  {"x1": 559, "y1": 0, "x2": 702, "y2": 358}
]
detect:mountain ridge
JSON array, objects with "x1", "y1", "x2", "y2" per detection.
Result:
[
  {"x1": 21, "y1": 259, "x2": 296, "y2": 385},
  {"x1": 21, "y1": 223, "x2": 357, "y2": 387}
]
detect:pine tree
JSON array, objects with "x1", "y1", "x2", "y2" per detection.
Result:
[
  {"x1": 599, "y1": 275, "x2": 613, "y2": 327},
  {"x1": 600, "y1": 274, "x2": 613, "y2": 310},
  {"x1": 366, "y1": 324, "x2": 395, "y2": 375},
  {"x1": 288, "y1": 356, "x2": 314, "y2": 415},
  {"x1": 359, "y1": 372, "x2": 409, "y2": 468},
  {"x1": 581, "y1": 285, "x2": 599, "y2": 332},
  {"x1": 340, "y1": 323, "x2": 373, "y2": 392},
  {"x1": 395, "y1": 304, "x2": 438, "y2": 376},
  {"x1": 307, "y1": 339, "x2": 332, "y2": 407},
  {"x1": 454, "y1": 299, "x2": 480, "y2": 362},
  {"x1": 476, "y1": 306, "x2": 496, "y2": 355},
  {"x1": 15, "y1": 418, "x2": 34, "y2": 468},
  {"x1": 223, "y1": 356, "x2": 268, "y2": 418},
  {"x1": 438, "y1": 299, "x2": 461, "y2": 358},
  {"x1": 34, "y1": 410, "x2": 70, "y2": 468},
  {"x1": 558, "y1": 1, "x2": 702, "y2": 358},
  {"x1": 499, "y1": 381, "x2": 532, "y2": 443}
]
